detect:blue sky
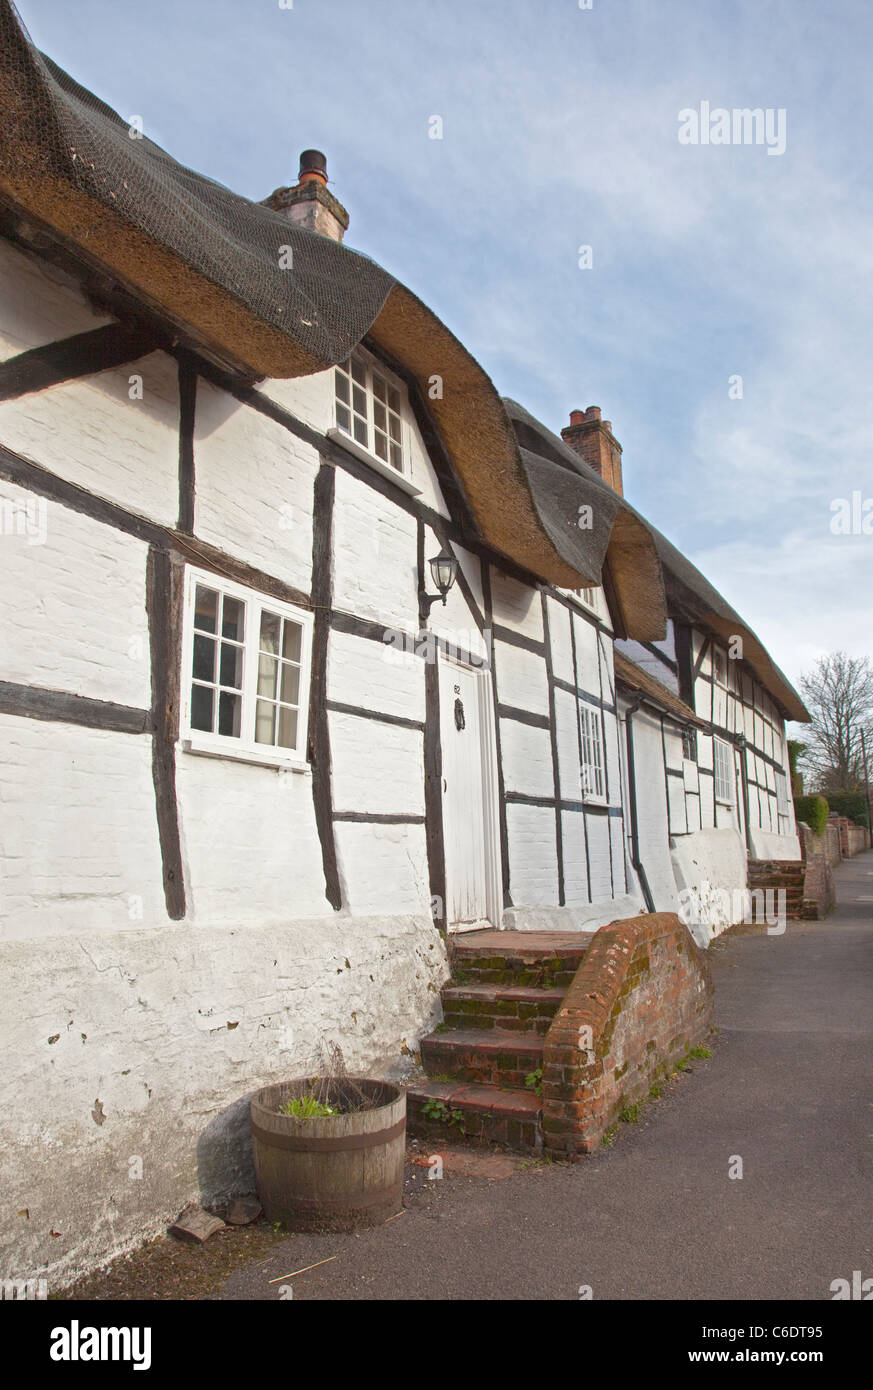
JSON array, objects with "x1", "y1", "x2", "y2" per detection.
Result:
[{"x1": 18, "y1": 0, "x2": 873, "y2": 723}]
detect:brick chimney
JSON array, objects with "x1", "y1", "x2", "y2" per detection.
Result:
[
  {"x1": 561, "y1": 406, "x2": 624, "y2": 495},
  {"x1": 262, "y1": 150, "x2": 349, "y2": 242}
]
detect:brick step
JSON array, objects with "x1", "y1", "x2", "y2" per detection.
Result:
[
  {"x1": 749, "y1": 863, "x2": 805, "y2": 881},
  {"x1": 420, "y1": 1028, "x2": 544, "y2": 1089},
  {"x1": 750, "y1": 867, "x2": 806, "y2": 878},
  {"x1": 441, "y1": 983, "x2": 566, "y2": 1035},
  {"x1": 749, "y1": 877, "x2": 805, "y2": 891},
  {"x1": 750, "y1": 886, "x2": 805, "y2": 899},
  {"x1": 450, "y1": 930, "x2": 591, "y2": 990},
  {"x1": 407, "y1": 1080, "x2": 542, "y2": 1152}
]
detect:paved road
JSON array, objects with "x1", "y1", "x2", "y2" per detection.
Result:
[{"x1": 215, "y1": 852, "x2": 873, "y2": 1301}]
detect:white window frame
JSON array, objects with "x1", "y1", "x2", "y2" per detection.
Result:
[
  {"x1": 681, "y1": 726, "x2": 698, "y2": 764},
  {"x1": 575, "y1": 587, "x2": 599, "y2": 612},
  {"x1": 327, "y1": 346, "x2": 421, "y2": 496},
  {"x1": 579, "y1": 702, "x2": 607, "y2": 804},
  {"x1": 563, "y1": 586, "x2": 600, "y2": 614},
  {"x1": 712, "y1": 645, "x2": 727, "y2": 687},
  {"x1": 180, "y1": 566, "x2": 313, "y2": 772},
  {"x1": 714, "y1": 737, "x2": 734, "y2": 805}
]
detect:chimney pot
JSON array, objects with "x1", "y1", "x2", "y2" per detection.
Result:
[
  {"x1": 298, "y1": 149, "x2": 328, "y2": 185},
  {"x1": 261, "y1": 149, "x2": 349, "y2": 242},
  {"x1": 560, "y1": 405, "x2": 624, "y2": 495}
]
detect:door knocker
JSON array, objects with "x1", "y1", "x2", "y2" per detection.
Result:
[{"x1": 454, "y1": 697, "x2": 466, "y2": 731}]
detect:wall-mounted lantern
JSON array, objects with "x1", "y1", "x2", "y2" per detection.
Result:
[{"x1": 420, "y1": 547, "x2": 458, "y2": 615}]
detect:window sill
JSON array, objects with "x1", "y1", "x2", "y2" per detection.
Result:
[
  {"x1": 181, "y1": 736, "x2": 311, "y2": 773},
  {"x1": 327, "y1": 427, "x2": 422, "y2": 496}
]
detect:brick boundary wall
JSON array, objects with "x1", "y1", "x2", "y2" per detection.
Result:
[
  {"x1": 846, "y1": 824, "x2": 870, "y2": 857},
  {"x1": 541, "y1": 913, "x2": 715, "y2": 1156},
  {"x1": 829, "y1": 816, "x2": 871, "y2": 858},
  {"x1": 798, "y1": 823, "x2": 837, "y2": 919}
]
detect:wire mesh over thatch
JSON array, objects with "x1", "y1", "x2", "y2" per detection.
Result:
[
  {"x1": 0, "y1": 0, "x2": 396, "y2": 377},
  {"x1": 0, "y1": 0, "x2": 816, "y2": 698},
  {"x1": 503, "y1": 398, "x2": 809, "y2": 722},
  {"x1": 0, "y1": 0, "x2": 611, "y2": 592}
]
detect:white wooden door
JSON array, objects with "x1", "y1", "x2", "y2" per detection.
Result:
[{"x1": 439, "y1": 656, "x2": 491, "y2": 927}]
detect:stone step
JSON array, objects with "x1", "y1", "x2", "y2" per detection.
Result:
[
  {"x1": 441, "y1": 983, "x2": 566, "y2": 1035},
  {"x1": 420, "y1": 1027, "x2": 544, "y2": 1089},
  {"x1": 450, "y1": 930, "x2": 591, "y2": 990},
  {"x1": 406, "y1": 1080, "x2": 542, "y2": 1152}
]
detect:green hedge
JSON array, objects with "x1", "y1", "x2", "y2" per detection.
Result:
[
  {"x1": 794, "y1": 794, "x2": 829, "y2": 836},
  {"x1": 824, "y1": 792, "x2": 869, "y2": 828}
]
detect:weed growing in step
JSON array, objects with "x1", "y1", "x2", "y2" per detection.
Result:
[{"x1": 421, "y1": 1098, "x2": 466, "y2": 1134}]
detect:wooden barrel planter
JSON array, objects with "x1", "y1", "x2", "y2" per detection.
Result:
[{"x1": 250, "y1": 1077, "x2": 406, "y2": 1232}]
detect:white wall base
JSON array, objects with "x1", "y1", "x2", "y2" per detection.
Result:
[
  {"x1": 501, "y1": 893, "x2": 645, "y2": 933},
  {"x1": 748, "y1": 828, "x2": 802, "y2": 861},
  {"x1": 0, "y1": 914, "x2": 448, "y2": 1289},
  {"x1": 670, "y1": 827, "x2": 750, "y2": 947}
]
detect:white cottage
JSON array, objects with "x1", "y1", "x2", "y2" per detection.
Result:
[{"x1": 0, "y1": 6, "x2": 807, "y2": 1282}]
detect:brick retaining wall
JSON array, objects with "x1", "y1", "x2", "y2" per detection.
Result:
[{"x1": 541, "y1": 913, "x2": 714, "y2": 1155}]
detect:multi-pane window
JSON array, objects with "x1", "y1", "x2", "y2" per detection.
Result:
[
  {"x1": 182, "y1": 568, "x2": 312, "y2": 768},
  {"x1": 682, "y1": 727, "x2": 697, "y2": 762},
  {"x1": 574, "y1": 587, "x2": 598, "y2": 610},
  {"x1": 334, "y1": 350, "x2": 406, "y2": 474},
  {"x1": 714, "y1": 737, "x2": 734, "y2": 804},
  {"x1": 775, "y1": 771, "x2": 791, "y2": 814},
  {"x1": 580, "y1": 704, "x2": 606, "y2": 802},
  {"x1": 712, "y1": 646, "x2": 726, "y2": 686}
]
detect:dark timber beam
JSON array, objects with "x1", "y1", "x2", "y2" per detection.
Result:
[
  {"x1": 482, "y1": 558, "x2": 512, "y2": 907},
  {"x1": 146, "y1": 547, "x2": 187, "y2": 921},
  {"x1": 568, "y1": 602, "x2": 593, "y2": 899},
  {"x1": 541, "y1": 593, "x2": 565, "y2": 907},
  {"x1": 0, "y1": 679, "x2": 148, "y2": 734},
  {"x1": 177, "y1": 351, "x2": 197, "y2": 533},
  {"x1": 309, "y1": 462, "x2": 342, "y2": 910},
  {"x1": 0, "y1": 323, "x2": 164, "y2": 401},
  {"x1": 420, "y1": 518, "x2": 447, "y2": 931}
]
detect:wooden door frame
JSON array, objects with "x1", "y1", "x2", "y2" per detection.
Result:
[{"x1": 439, "y1": 649, "x2": 503, "y2": 932}]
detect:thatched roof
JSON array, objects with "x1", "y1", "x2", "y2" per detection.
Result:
[
  {"x1": 0, "y1": 0, "x2": 603, "y2": 593},
  {"x1": 503, "y1": 399, "x2": 809, "y2": 724},
  {"x1": 0, "y1": 1, "x2": 810, "y2": 714}
]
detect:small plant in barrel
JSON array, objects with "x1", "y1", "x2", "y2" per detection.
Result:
[
  {"x1": 278, "y1": 1093, "x2": 336, "y2": 1119},
  {"x1": 250, "y1": 1041, "x2": 407, "y2": 1232}
]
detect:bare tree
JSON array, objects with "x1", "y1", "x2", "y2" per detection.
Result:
[{"x1": 798, "y1": 652, "x2": 873, "y2": 792}]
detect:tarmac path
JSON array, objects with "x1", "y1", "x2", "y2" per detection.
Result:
[{"x1": 214, "y1": 850, "x2": 873, "y2": 1301}]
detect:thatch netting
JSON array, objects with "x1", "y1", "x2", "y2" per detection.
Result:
[
  {"x1": 0, "y1": 0, "x2": 811, "y2": 709},
  {"x1": 0, "y1": 0, "x2": 616, "y2": 592},
  {"x1": 502, "y1": 398, "x2": 808, "y2": 722},
  {"x1": 0, "y1": 1, "x2": 395, "y2": 374}
]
